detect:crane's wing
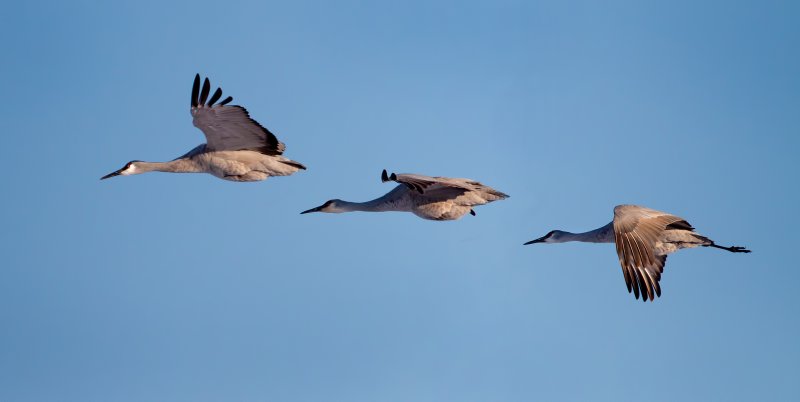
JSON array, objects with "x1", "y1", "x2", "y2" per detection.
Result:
[
  {"x1": 189, "y1": 74, "x2": 285, "y2": 155},
  {"x1": 172, "y1": 144, "x2": 207, "y2": 160},
  {"x1": 381, "y1": 170, "x2": 470, "y2": 200},
  {"x1": 612, "y1": 205, "x2": 687, "y2": 302}
]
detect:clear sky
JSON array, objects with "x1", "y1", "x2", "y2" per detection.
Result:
[{"x1": 1, "y1": 1, "x2": 798, "y2": 401}]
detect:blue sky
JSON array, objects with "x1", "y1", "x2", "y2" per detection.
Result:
[{"x1": 1, "y1": 1, "x2": 798, "y2": 401}]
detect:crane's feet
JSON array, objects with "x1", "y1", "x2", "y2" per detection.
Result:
[{"x1": 470, "y1": 209, "x2": 476, "y2": 216}]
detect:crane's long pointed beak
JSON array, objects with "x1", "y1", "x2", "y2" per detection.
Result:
[
  {"x1": 100, "y1": 170, "x2": 122, "y2": 180},
  {"x1": 300, "y1": 206, "x2": 322, "y2": 214},
  {"x1": 523, "y1": 237, "x2": 546, "y2": 245}
]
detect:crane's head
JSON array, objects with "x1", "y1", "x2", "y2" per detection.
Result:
[
  {"x1": 101, "y1": 160, "x2": 142, "y2": 180},
  {"x1": 300, "y1": 199, "x2": 345, "y2": 214},
  {"x1": 523, "y1": 230, "x2": 566, "y2": 245}
]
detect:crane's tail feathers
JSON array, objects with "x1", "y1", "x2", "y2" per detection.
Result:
[
  {"x1": 478, "y1": 186, "x2": 509, "y2": 201},
  {"x1": 464, "y1": 180, "x2": 508, "y2": 200},
  {"x1": 280, "y1": 160, "x2": 307, "y2": 170},
  {"x1": 486, "y1": 189, "x2": 510, "y2": 200}
]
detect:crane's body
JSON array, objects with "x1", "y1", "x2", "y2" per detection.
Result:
[
  {"x1": 302, "y1": 170, "x2": 508, "y2": 221},
  {"x1": 101, "y1": 74, "x2": 305, "y2": 182},
  {"x1": 525, "y1": 205, "x2": 750, "y2": 301}
]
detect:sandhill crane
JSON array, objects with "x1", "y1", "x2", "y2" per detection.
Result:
[
  {"x1": 524, "y1": 204, "x2": 750, "y2": 301},
  {"x1": 101, "y1": 74, "x2": 305, "y2": 182},
  {"x1": 301, "y1": 170, "x2": 508, "y2": 220}
]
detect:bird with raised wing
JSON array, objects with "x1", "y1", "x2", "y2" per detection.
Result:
[
  {"x1": 301, "y1": 170, "x2": 508, "y2": 220},
  {"x1": 524, "y1": 205, "x2": 750, "y2": 302},
  {"x1": 101, "y1": 74, "x2": 305, "y2": 182}
]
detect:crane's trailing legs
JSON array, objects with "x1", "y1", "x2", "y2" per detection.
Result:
[{"x1": 706, "y1": 243, "x2": 751, "y2": 253}]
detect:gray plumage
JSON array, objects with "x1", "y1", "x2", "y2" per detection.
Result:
[
  {"x1": 525, "y1": 204, "x2": 750, "y2": 302},
  {"x1": 301, "y1": 169, "x2": 508, "y2": 220},
  {"x1": 101, "y1": 74, "x2": 305, "y2": 182}
]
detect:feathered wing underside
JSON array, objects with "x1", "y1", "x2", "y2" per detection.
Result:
[
  {"x1": 381, "y1": 170, "x2": 508, "y2": 204},
  {"x1": 190, "y1": 74, "x2": 285, "y2": 156},
  {"x1": 612, "y1": 205, "x2": 698, "y2": 302}
]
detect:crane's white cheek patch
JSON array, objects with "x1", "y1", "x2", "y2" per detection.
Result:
[{"x1": 121, "y1": 165, "x2": 137, "y2": 175}]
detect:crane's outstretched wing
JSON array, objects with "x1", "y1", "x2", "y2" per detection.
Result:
[
  {"x1": 381, "y1": 170, "x2": 470, "y2": 200},
  {"x1": 612, "y1": 205, "x2": 690, "y2": 302},
  {"x1": 190, "y1": 74, "x2": 285, "y2": 155}
]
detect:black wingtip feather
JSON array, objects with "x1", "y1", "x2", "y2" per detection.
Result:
[
  {"x1": 207, "y1": 87, "x2": 223, "y2": 106},
  {"x1": 191, "y1": 74, "x2": 200, "y2": 107},
  {"x1": 632, "y1": 270, "x2": 642, "y2": 300},
  {"x1": 199, "y1": 78, "x2": 211, "y2": 105},
  {"x1": 219, "y1": 96, "x2": 233, "y2": 106}
]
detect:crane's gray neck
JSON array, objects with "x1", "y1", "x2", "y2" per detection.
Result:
[
  {"x1": 132, "y1": 160, "x2": 201, "y2": 174},
  {"x1": 552, "y1": 222, "x2": 614, "y2": 243},
  {"x1": 336, "y1": 193, "x2": 411, "y2": 213}
]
